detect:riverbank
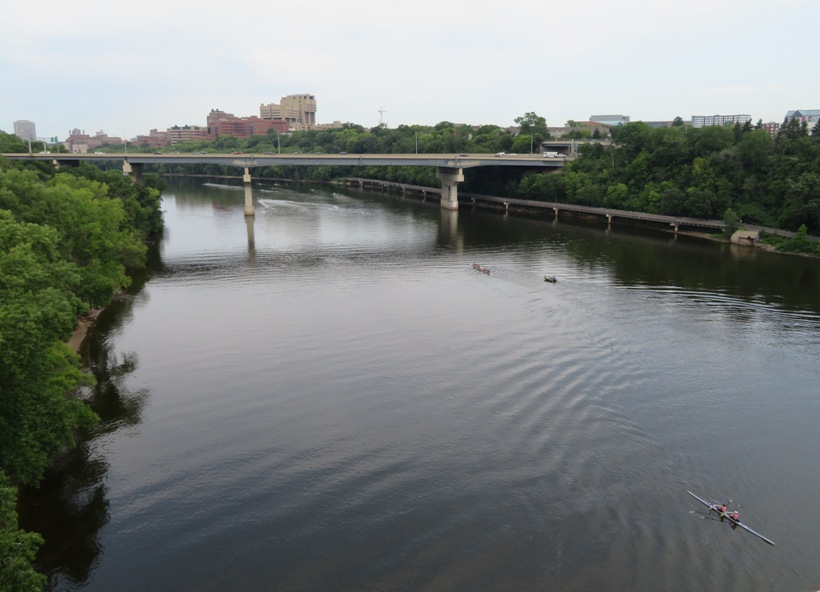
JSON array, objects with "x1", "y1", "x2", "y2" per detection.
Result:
[{"x1": 334, "y1": 177, "x2": 819, "y2": 257}]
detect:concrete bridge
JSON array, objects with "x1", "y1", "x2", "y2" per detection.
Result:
[{"x1": 1, "y1": 152, "x2": 564, "y2": 216}]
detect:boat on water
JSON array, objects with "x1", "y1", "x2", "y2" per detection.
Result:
[
  {"x1": 686, "y1": 490, "x2": 775, "y2": 546},
  {"x1": 544, "y1": 275, "x2": 557, "y2": 283},
  {"x1": 472, "y1": 263, "x2": 491, "y2": 275}
]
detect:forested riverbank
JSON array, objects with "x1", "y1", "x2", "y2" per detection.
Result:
[{"x1": 0, "y1": 131, "x2": 164, "y2": 590}]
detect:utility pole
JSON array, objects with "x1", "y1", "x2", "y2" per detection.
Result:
[{"x1": 378, "y1": 106, "x2": 386, "y2": 127}]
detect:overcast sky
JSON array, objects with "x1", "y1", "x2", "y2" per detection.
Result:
[{"x1": 2, "y1": 0, "x2": 818, "y2": 139}]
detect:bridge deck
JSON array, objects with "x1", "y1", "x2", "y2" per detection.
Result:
[{"x1": 1, "y1": 152, "x2": 565, "y2": 169}]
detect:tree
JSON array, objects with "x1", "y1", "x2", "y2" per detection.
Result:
[
  {"x1": 0, "y1": 131, "x2": 28, "y2": 153},
  {"x1": 0, "y1": 482, "x2": 46, "y2": 592},
  {"x1": 0, "y1": 211, "x2": 97, "y2": 484},
  {"x1": 514, "y1": 112, "x2": 549, "y2": 137},
  {"x1": 723, "y1": 207, "x2": 741, "y2": 235}
]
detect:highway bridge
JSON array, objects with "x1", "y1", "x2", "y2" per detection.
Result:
[{"x1": 1, "y1": 152, "x2": 564, "y2": 215}]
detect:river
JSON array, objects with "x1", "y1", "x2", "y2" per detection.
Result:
[{"x1": 23, "y1": 178, "x2": 820, "y2": 591}]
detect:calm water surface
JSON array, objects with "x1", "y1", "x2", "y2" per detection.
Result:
[{"x1": 25, "y1": 179, "x2": 820, "y2": 591}]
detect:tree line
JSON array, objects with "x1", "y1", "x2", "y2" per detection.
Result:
[{"x1": 0, "y1": 130, "x2": 164, "y2": 590}]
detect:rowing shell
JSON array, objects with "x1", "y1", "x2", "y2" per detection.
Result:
[{"x1": 687, "y1": 491, "x2": 775, "y2": 546}]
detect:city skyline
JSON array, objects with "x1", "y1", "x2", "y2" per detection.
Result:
[{"x1": 2, "y1": 0, "x2": 818, "y2": 139}]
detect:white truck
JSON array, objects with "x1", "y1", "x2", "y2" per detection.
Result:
[{"x1": 542, "y1": 151, "x2": 561, "y2": 158}]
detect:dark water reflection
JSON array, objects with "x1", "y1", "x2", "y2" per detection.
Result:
[
  {"x1": 20, "y1": 253, "x2": 155, "y2": 589},
  {"x1": 23, "y1": 179, "x2": 820, "y2": 591}
]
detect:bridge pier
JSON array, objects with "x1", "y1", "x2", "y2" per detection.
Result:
[
  {"x1": 244, "y1": 167, "x2": 255, "y2": 217},
  {"x1": 671, "y1": 223, "x2": 679, "y2": 234},
  {"x1": 122, "y1": 161, "x2": 144, "y2": 184},
  {"x1": 607, "y1": 214, "x2": 613, "y2": 227},
  {"x1": 553, "y1": 207, "x2": 559, "y2": 220},
  {"x1": 246, "y1": 215, "x2": 255, "y2": 262},
  {"x1": 437, "y1": 167, "x2": 464, "y2": 211}
]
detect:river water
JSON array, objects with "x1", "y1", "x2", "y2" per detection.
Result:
[{"x1": 24, "y1": 178, "x2": 820, "y2": 591}]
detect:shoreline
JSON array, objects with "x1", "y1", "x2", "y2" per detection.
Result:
[{"x1": 68, "y1": 310, "x2": 101, "y2": 353}]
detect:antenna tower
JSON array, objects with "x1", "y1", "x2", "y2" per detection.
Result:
[{"x1": 378, "y1": 106, "x2": 387, "y2": 126}]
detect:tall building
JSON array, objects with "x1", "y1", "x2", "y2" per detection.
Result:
[
  {"x1": 260, "y1": 94, "x2": 317, "y2": 131},
  {"x1": 691, "y1": 114, "x2": 751, "y2": 128},
  {"x1": 13, "y1": 120, "x2": 37, "y2": 141}
]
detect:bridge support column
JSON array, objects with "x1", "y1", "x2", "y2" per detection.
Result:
[
  {"x1": 671, "y1": 223, "x2": 679, "y2": 234},
  {"x1": 437, "y1": 167, "x2": 464, "y2": 211},
  {"x1": 607, "y1": 214, "x2": 613, "y2": 227},
  {"x1": 122, "y1": 161, "x2": 144, "y2": 184},
  {"x1": 553, "y1": 207, "x2": 559, "y2": 220},
  {"x1": 244, "y1": 167, "x2": 255, "y2": 217},
  {"x1": 246, "y1": 215, "x2": 255, "y2": 262}
]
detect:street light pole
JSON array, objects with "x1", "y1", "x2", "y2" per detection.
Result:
[
  {"x1": 277, "y1": 132, "x2": 281, "y2": 154},
  {"x1": 415, "y1": 132, "x2": 418, "y2": 154}
]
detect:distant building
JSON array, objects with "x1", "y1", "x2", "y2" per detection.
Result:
[
  {"x1": 316, "y1": 120, "x2": 344, "y2": 130},
  {"x1": 207, "y1": 109, "x2": 288, "y2": 138},
  {"x1": 167, "y1": 125, "x2": 213, "y2": 145},
  {"x1": 691, "y1": 114, "x2": 751, "y2": 128},
  {"x1": 260, "y1": 94, "x2": 317, "y2": 131},
  {"x1": 549, "y1": 122, "x2": 611, "y2": 138},
  {"x1": 13, "y1": 120, "x2": 36, "y2": 141},
  {"x1": 784, "y1": 109, "x2": 820, "y2": 130},
  {"x1": 761, "y1": 122, "x2": 780, "y2": 138},
  {"x1": 134, "y1": 129, "x2": 170, "y2": 147},
  {"x1": 589, "y1": 114, "x2": 629, "y2": 126},
  {"x1": 65, "y1": 128, "x2": 124, "y2": 153}
]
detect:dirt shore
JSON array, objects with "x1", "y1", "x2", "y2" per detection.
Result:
[{"x1": 67, "y1": 309, "x2": 101, "y2": 353}]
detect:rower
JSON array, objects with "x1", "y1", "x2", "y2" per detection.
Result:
[
  {"x1": 729, "y1": 511, "x2": 740, "y2": 529},
  {"x1": 718, "y1": 503, "x2": 727, "y2": 521}
]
